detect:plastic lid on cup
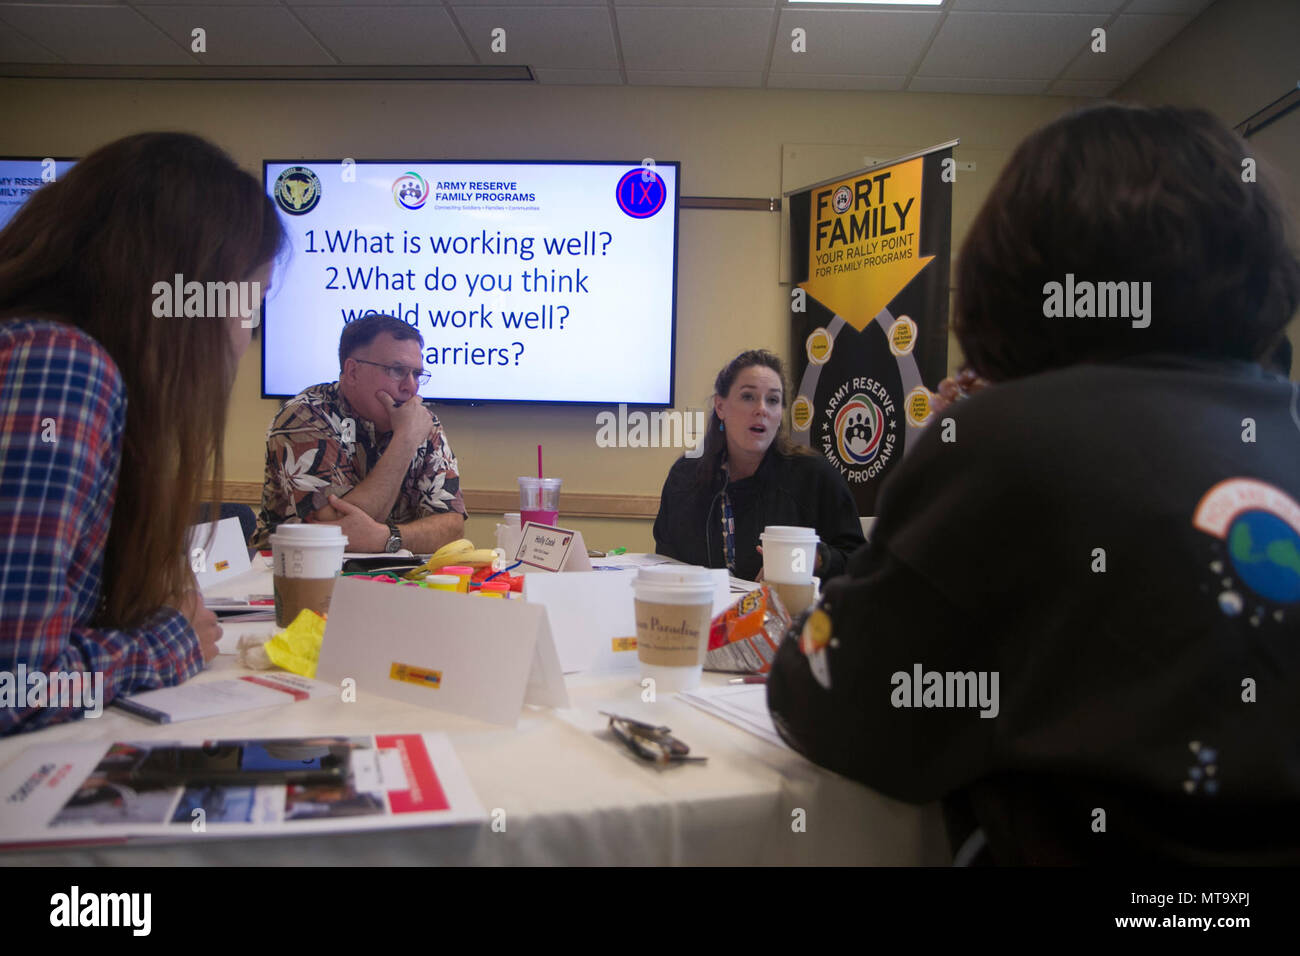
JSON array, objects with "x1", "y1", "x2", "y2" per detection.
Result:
[
  {"x1": 269, "y1": 523, "x2": 347, "y2": 544},
  {"x1": 760, "y1": 525, "x2": 818, "y2": 542},
  {"x1": 634, "y1": 564, "x2": 714, "y2": 602}
]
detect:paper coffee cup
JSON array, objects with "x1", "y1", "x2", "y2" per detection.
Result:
[
  {"x1": 761, "y1": 525, "x2": 819, "y2": 615},
  {"x1": 270, "y1": 524, "x2": 347, "y2": 627},
  {"x1": 633, "y1": 565, "x2": 714, "y2": 693}
]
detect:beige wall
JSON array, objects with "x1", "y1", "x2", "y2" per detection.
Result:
[
  {"x1": 1, "y1": 80, "x2": 1088, "y2": 550},
  {"x1": 5, "y1": 42, "x2": 1293, "y2": 548}
]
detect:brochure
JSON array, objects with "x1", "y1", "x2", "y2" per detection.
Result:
[{"x1": 0, "y1": 732, "x2": 483, "y2": 849}]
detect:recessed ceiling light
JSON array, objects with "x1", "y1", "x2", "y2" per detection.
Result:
[{"x1": 788, "y1": 1, "x2": 945, "y2": 6}]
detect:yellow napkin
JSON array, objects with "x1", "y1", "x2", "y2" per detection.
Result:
[{"x1": 263, "y1": 609, "x2": 327, "y2": 678}]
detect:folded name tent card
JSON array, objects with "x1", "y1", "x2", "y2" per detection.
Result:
[
  {"x1": 514, "y1": 522, "x2": 593, "y2": 573},
  {"x1": 187, "y1": 516, "x2": 252, "y2": 593},
  {"x1": 523, "y1": 568, "x2": 734, "y2": 674},
  {"x1": 316, "y1": 575, "x2": 569, "y2": 727}
]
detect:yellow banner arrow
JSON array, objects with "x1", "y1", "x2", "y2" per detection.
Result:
[{"x1": 798, "y1": 156, "x2": 933, "y2": 332}]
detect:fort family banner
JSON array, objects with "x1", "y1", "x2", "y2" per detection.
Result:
[{"x1": 786, "y1": 143, "x2": 954, "y2": 517}]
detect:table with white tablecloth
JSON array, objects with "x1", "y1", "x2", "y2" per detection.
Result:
[{"x1": 0, "y1": 562, "x2": 950, "y2": 866}]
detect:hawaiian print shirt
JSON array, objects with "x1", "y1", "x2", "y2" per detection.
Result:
[{"x1": 252, "y1": 382, "x2": 466, "y2": 548}]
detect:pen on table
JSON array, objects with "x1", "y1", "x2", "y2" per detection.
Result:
[{"x1": 728, "y1": 675, "x2": 767, "y2": 684}]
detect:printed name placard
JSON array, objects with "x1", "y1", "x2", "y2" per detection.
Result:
[
  {"x1": 514, "y1": 522, "x2": 593, "y2": 573},
  {"x1": 316, "y1": 576, "x2": 569, "y2": 727}
]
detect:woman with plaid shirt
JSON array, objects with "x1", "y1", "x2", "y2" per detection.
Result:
[{"x1": 0, "y1": 133, "x2": 284, "y2": 736}]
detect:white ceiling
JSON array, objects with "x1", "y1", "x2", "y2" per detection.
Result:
[{"x1": 0, "y1": 0, "x2": 1215, "y2": 95}]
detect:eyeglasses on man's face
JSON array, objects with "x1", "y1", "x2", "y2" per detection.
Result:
[{"x1": 352, "y1": 359, "x2": 431, "y2": 386}]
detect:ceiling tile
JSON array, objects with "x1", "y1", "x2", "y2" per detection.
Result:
[
  {"x1": 771, "y1": 9, "x2": 941, "y2": 75},
  {"x1": 438, "y1": 0, "x2": 606, "y2": 5},
  {"x1": 616, "y1": 6, "x2": 775, "y2": 72},
  {"x1": 614, "y1": 0, "x2": 774, "y2": 5},
  {"x1": 452, "y1": 5, "x2": 619, "y2": 69},
  {"x1": 1060, "y1": 13, "x2": 1189, "y2": 80},
  {"x1": 294, "y1": 5, "x2": 474, "y2": 64},
  {"x1": 137, "y1": 5, "x2": 335, "y2": 64},
  {"x1": 951, "y1": 0, "x2": 1122, "y2": 12},
  {"x1": 0, "y1": 4, "x2": 191, "y2": 63},
  {"x1": 1124, "y1": 0, "x2": 1212, "y2": 13},
  {"x1": 918, "y1": 12, "x2": 1095, "y2": 79},
  {"x1": 132, "y1": 0, "x2": 280, "y2": 6},
  {"x1": 0, "y1": 22, "x2": 60, "y2": 62}
]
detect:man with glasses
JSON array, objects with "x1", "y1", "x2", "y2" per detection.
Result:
[{"x1": 252, "y1": 313, "x2": 466, "y2": 553}]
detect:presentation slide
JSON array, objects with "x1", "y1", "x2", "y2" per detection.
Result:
[
  {"x1": 262, "y1": 160, "x2": 679, "y2": 405},
  {"x1": 0, "y1": 159, "x2": 77, "y2": 229}
]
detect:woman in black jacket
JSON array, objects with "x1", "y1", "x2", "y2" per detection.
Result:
[
  {"x1": 767, "y1": 103, "x2": 1300, "y2": 865},
  {"x1": 653, "y1": 349, "x2": 865, "y2": 582}
]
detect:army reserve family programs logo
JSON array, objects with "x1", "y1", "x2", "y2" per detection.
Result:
[
  {"x1": 1193, "y1": 478, "x2": 1300, "y2": 630},
  {"x1": 393, "y1": 171, "x2": 428, "y2": 210},
  {"x1": 823, "y1": 376, "x2": 898, "y2": 482},
  {"x1": 274, "y1": 166, "x2": 321, "y2": 215}
]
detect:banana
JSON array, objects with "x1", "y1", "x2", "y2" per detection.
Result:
[
  {"x1": 404, "y1": 544, "x2": 501, "y2": 580},
  {"x1": 429, "y1": 538, "x2": 475, "y2": 561}
]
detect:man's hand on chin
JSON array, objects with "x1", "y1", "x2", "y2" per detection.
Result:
[
  {"x1": 378, "y1": 391, "x2": 434, "y2": 445},
  {"x1": 315, "y1": 494, "x2": 389, "y2": 552}
]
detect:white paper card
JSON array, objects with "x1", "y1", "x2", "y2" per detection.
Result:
[
  {"x1": 514, "y1": 523, "x2": 593, "y2": 573},
  {"x1": 188, "y1": 516, "x2": 252, "y2": 593},
  {"x1": 523, "y1": 568, "x2": 733, "y2": 675},
  {"x1": 524, "y1": 570, "x2": 639, "y2": 673},
  {"x1": 316, "y1": 576, "x2": 568, "y2": 727}
]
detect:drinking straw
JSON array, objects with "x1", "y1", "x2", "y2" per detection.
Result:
[{"x1": 537, "y1": 444, "x2": 543, "y2": 479}]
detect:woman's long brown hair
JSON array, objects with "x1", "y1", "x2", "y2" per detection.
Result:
[{"x1": 0, "y1": 133, "x2": 284, "y2": 627}]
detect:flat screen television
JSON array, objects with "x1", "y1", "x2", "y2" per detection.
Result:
[
  {"x1": 262, "y1": 160, "x2": 680, "y2": 405},
  {"x1": 0, "y1": 158, "x2": 77, "y2": 229}
]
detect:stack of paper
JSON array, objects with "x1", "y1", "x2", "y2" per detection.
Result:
[{"x1": 678, "y1": 684, "x2": 788, "y2": 750}]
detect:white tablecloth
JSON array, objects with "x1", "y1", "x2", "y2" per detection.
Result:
[{"x1": 0, "y1": 564, "x2": 950, "y2": 866}]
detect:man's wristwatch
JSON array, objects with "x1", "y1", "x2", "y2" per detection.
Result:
[{"x1": 384, "y1": 522, "x2": 403, "y2": 553}]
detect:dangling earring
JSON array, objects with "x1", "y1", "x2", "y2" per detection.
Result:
[{"x1": 719, "y1": 421, "x2": 725, "y2": 432}]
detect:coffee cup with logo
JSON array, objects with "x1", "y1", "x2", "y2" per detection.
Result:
[
  {"x1": 269, "y1": 524, "x2": 348, "y2": 627},
  {"x1": 633, "y1": 565, "x2": 714, "y2": 693}
]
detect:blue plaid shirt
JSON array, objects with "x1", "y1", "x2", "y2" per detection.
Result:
[{"x1": 1, "y1": 319, "x2": 202, "y2": 736}]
